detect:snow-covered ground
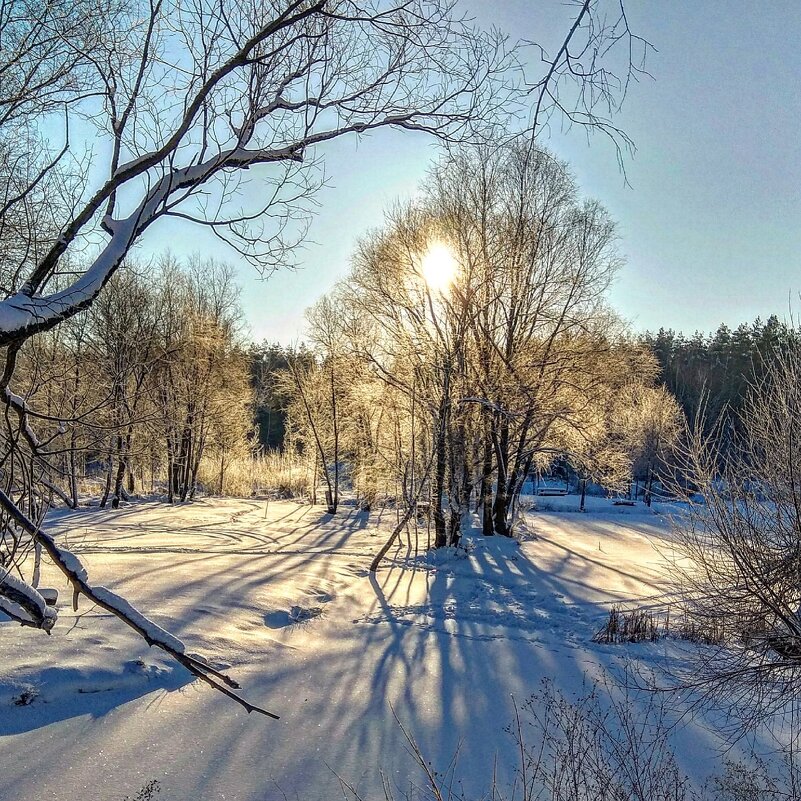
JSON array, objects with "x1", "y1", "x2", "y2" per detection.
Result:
[{"x1": 0, "y1": 497, "x2": 734, "y2": 800}]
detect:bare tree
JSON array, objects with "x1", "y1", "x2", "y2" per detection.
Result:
[
  {"x1": 205, "y1": 351, "x2": 255, "y2": 497},
  {"x1": 324, "y1": 142, "x2": 658, "y2": 555},
  {"x1": 0, "y1": 0, "x2": 649, "y2": 710},
  {"x1": 345, "y1": 202, "x2": 473, "y2": 546},
  {"x1": 83, "y1": 266, "x2": 161, "y2": 508},
  {"x1": 0, "y1": 0, "x2": 514, "y2": 344},
  {"x1": 305, "y1": 294, "x2": 352, "y2": 513},
  {"x1": 426, "y1": 143, "x2": 639, "y2": 536},
  {"x1": 623, "y1": 384, "x2": 683, "y2": 505},
  {"x1": 671, "y1": 343, "x2": 801, "y2": 733},
  {"x1": 282, "y1": 351, "x2": 342, "y2": 513}
]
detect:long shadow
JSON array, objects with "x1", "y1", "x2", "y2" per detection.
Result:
[
  {"x1": 336, "y1": 511, "x2": 710, "y2": 797},
  {"x1": 0, "y1": 501, "x2": 364, "y2": 749},
  {"x1": 0, "y1": 660, "x2": 192, "y2": 735},
  {"x1": 34, "y1": 500, "x2": 376, "y2": 659},
  {"x1": 0, "y1": 500, "x2": 730, "y2": 801}
]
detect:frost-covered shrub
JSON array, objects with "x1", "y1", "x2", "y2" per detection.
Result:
[
  {"x1": 356, "y1": 682, "x2": 799, "y2": 801},
  {"x1": 510, "y1": 680, "x2": 691, "y2": 801}
]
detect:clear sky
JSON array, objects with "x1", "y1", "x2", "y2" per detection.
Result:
[{"x1": 140, "y1": 2, "x2": 801, "y2": 344}]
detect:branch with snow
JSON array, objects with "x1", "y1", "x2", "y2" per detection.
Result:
[
  {"x1": 0, "y1": 1, "x2": 514, "y2": 345},
  {"x1": 0, "y1": 489, "x2": 278, "y2": 718},
  {"x1": 0, "y1": 569, "x2": 57, "y2": 631}
]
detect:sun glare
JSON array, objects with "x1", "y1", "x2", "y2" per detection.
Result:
[{"x1": 420, "y1": 242, "x2": 457, "y2": 293}]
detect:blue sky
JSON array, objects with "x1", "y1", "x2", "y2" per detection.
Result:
[{"x1": 140, "y1": 2, "x2": 801, "y2": 344}]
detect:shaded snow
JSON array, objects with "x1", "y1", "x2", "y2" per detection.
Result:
[{"x1": 0, "y1": 496, "x2": 757, "y2": 800}]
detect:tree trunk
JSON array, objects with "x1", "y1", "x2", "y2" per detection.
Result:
[
  {"x1": 178, "y1": 408, "x2": 194, "y2": 502},
  {"x1": 644, "y1": 465, "x2": 653, "y2": 507},
  {"x1": 68, "y1": 358, "x2": 80, "y2": 508},
  {"x1": 167, "y1": 434, "x2": 178, "y2": 503},
  {"x1": 312, "y1": 457, "x2": 318, "y2": 505},
  {"x1": 480, "y1": 425, "x2": 494, "y2": 535},
  {"x1": 330, "y1": 358, "x2": 339, "y2": 514},
  {"x1": 68, "y1": 428, "x2": 79, "y2": 508},
  {"x1": 432, "y1": 416, "x2": 448, "y2": 548},
  {"x1": 126, "y1": 445, "x2": 135, "y2": 494},
  {"x1": 188, "y1": 432, "x2": 204, "y2": 501},
  {"x1": 112, "y1": 427, "x2": 134, "y2": 507},
  {"x1": 99, "y1": 454, "x2": 113, "y2": 509},
  {"x1": 492, "y1": 416, "x2": 511, "y2": 536},
  {"x1": 445, "y1": 414, "x2": 468, "y2": 547},
  {"x1": 111, "y1": 433, "x2": 126, "y2": 509}
]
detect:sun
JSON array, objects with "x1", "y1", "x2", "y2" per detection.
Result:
[{"x1": 420, "y1": 242, "x2": 458, "y2": 293}]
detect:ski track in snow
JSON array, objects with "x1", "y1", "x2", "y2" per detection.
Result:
[{"x1": 0, "y1": 497, "x2": 769, "y2": 801}]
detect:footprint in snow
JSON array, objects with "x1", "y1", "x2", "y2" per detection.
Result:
[
  {"x1": 264, "y1": 605, "x2": 324, "y2": 629},
  {"x1": 263, "y1": 579, "x2": 338, "y2": 629}
]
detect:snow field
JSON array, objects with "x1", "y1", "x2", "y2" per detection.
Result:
[{"x1": 0, "y1": 497, "x2": 743, "y2": 800}]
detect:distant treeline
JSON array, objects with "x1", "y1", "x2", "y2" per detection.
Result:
[
  {"x1": 642, "y1": 315, "x2": 798, "y2": 432},
  {"x1": 249, "y1": 343, "x2": 312, "y2": 449},
  {"x1": 250, "y1": 316, "x2": 798, "y2": 454}
]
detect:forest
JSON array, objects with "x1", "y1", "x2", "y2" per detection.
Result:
[{"x1": 1, "y1": 1, "x2": 800, "y2": 800}]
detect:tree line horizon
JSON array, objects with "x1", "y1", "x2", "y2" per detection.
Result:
[
  {"x1": 254, "y1": 313, "x2": 795, "y2": 448},
  {"x1": 9, "y1": 137, "x2": 792, "y2": 551}
]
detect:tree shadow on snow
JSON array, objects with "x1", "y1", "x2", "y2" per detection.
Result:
[
  {"x1": 271, "y1": 519, "x2": 721, "y2": 800},
  {"x1": 0, "y1": 501, "x2": 726, "y2": 801},
  {"x1": 0, "y1": 651, "x2": 193, "y2": 735}
]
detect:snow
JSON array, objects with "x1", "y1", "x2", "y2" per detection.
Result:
[
  {"x1": 0, "y1": 496, "x2": 764, "y2": 800},
  {"x1": 89, "y1": 587, "x2": 187, "y2": 655},
  {"x1": 0, "y1": 570, "x2": 57, "y2": 630},
  {"x1": 1, "y1": 387, "x2": 42, "y2": 447}
]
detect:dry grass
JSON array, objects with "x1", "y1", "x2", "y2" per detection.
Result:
[
  {"x1": 593, "y1": 605, "x2": 726, "y2": 646},
  {"x1": 593, "y1": 605, "x2": 661, "y2": 644},
  {"x1": 197, "y1": 450, "x2": 312, "y2": 499}
]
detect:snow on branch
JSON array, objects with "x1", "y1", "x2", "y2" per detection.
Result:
[
  {"x1": 0, "y1": 140, "x2": 303, "y2": 344},
  {"x1": 0, "y1": 0, "x2": 516, "y2": 346},
  {"x1": 0, "y1": 569, "x2": 56, "y2": 630},
  {"x1": 0, "y1": 489, "x2": 278, "y2": 718}
]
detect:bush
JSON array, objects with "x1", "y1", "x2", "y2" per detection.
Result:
[
  {"x1": 351, "y1": 682, "x2": 799, "y2": 801},
  {"x1": 593, "y1": 605, "x2": 726, "y2": 646},
  {"x1": 510, "y1": 680, "x2": 691, "y2": 801}
]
